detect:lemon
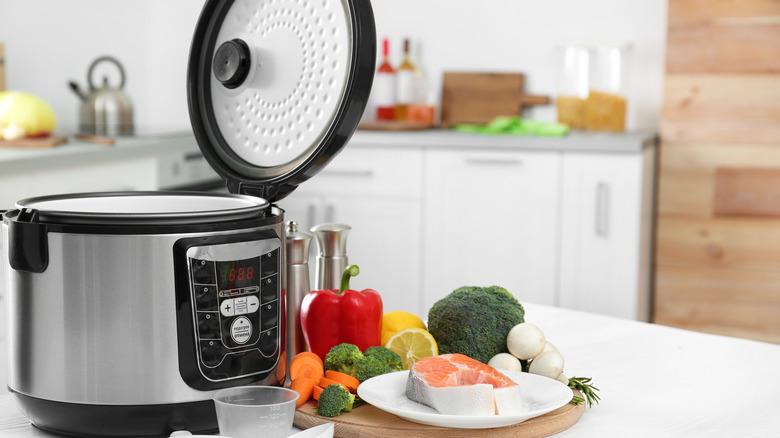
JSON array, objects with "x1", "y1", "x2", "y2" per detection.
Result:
[
  {"x1": 381, "y1": 310, "x2": 427, "y2": 347},
  {"x1": 385, "y1": 328, "x2": 438, "y2": 370}
]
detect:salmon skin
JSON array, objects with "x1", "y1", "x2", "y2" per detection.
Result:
[{"x1": 405, "y1": 353, "x2": 524, "y2": 415}]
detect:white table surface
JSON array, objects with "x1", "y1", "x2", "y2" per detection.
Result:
[{"x1": 1, "y1": 303, "x2": 778, "y2": 437}]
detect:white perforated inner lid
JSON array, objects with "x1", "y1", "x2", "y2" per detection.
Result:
[{"x1": 211, "y1": 0, "x2": 352, "y2": 168}]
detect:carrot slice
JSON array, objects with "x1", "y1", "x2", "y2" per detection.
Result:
[
  {"x1": 325, "y1": 370, "x2": 360, "y2": 392},
  {"x1": 289, "y1": 352, "x2": 324, "y2": 381},
  {"x1": 312, "y1": 385, "x2": 325, "y2": 401},
  {"x1": 318, "y1": 377, "x2": 347, "y2": 391},
  {"x1": 290, "y1": 377, "x2": 318, "y2": 408}
]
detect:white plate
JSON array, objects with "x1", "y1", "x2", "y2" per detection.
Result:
[{"x1": 357, "y1": 370, "x2": 572, "y2": 429}]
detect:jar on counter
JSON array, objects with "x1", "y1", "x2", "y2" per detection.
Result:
[
  {"x1": 586, "y1": 44, "x2": 629, "y2": 132},
  {"x1": 555, "y1": 45, "x2": 590, "y2": 130}
]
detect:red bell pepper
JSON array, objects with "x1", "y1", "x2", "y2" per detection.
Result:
[{"x1": 300, "y1": 265, "x2": 383, "y2": 361}]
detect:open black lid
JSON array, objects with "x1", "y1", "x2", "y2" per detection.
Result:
[{"x1": 187, "y1": 0, "x2": 376, "y2": 202}]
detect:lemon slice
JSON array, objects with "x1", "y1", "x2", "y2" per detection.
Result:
[
  {"x1": 381, "y1": 310, "x2": 427, "y2": 347},
  {"x1": 385, "y1": 328, "x2": 438, "y2": 370}
]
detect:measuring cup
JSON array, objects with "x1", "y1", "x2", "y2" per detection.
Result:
[{"x1": 213, "y1": 386, "x2": 299, "y2": 438}]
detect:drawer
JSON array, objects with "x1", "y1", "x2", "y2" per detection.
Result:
[{"x1": 294, "y1": 147, "x2": 423, "y2": 199}]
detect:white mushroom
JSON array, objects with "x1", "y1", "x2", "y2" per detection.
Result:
[
  {"x1": 506, "y1": 323, "x2": 546, "y2": 360},
  {"x1": 487, "y1": 353, "x2": 522, "y2": 371},
  {"x1": 528, "y1": 350, "x2": 565, "y2": 379}
]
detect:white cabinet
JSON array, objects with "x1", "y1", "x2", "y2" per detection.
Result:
[
  {"x1": 422, "y1": 149, "x2": 560, "y2": 312},
  {"x1": 558, "y1": 148, "x2": 655, "y2": 321},
  {"x1": 0, "y1": 157, "x2": 158, "y2": 208},
  {"x1": 282, "y1": 147, "x2": 425, "y2": 316}
]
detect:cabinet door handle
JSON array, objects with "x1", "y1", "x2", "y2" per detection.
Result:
[
  {"x1": 465, "y1": 158, "x2": 523, "y2": 166},
  {"x1": 321, "y1": 170, "x2": 374, "y2": 178},
  {"x1": 595, "y1": 182, "x2": 610, "y2": 238}
]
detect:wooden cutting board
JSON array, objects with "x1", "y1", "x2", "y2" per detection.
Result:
[
  {"x1": 439, "y1": 72, "x2": 550, "y2": 128},
  {"x1": 294, "y1": 390, "x2": 584, "y2": 437},
  {"x1": 0, "y1": 135, "x2": 68, "y2": 148}
]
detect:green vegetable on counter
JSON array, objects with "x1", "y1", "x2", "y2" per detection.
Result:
[
  {"x1": 427, "y1": 285, "x2": 525, "y2": 364},
  {"x1": 315, "y1": 384, "x2": 355, "y2": 417},
  {"x1": 568, "y1": 376, "x2": 601, "y2": 408},
  {"x1": 353, "y1": 346, "x2": 403, "y2": 382},
  {"x1": 454, "y1": 116, "x2": 570, "y2": 137},
  {"x1": 323, "y1": 343, "x2": 363, "y2": 377},
  {"x1": 363, "y1": 346, "x2": 403, "y2": 372}
]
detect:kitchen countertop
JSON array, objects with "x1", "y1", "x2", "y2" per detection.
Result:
[
  {"x1": 349, "y1": 129, "x2": 656, "y2": 153},
  {"x1": 0, "y1": 132, "x2": 198, "y2": 174},
  {"x1": 0, "y1": 129, "x2": 656, "y2": 176},
  {"x1": 0, "y1": 303, "x2": 777, "y2": 437}
]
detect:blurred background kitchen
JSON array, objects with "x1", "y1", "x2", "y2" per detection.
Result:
[{"x1": 0, "y1": 0, "x2": 778, "y2": 392}]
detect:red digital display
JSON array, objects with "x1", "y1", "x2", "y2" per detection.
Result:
[
  {"x1": 217, "y1": 256, "x2": 260, "y2": 289},
  {"x1": 228, "y1": 266, "x2": 254, "y2": 282}
]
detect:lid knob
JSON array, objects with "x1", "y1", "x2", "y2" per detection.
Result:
[{"x1": 213, "y1": 39, "x2": 251, "y2": 89}]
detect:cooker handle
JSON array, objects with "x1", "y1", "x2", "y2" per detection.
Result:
[{"x1": 8, "y1": 208, "x2": 49, "y2": 273}]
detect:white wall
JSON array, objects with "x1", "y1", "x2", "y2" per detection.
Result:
[{"x1": 0, "y1": 0, "x2": 667, "y2": 133}]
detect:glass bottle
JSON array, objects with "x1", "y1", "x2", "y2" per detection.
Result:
[
  {"x1": 394, "y1": 38, "x2": 415, "y2": 121},
  {"x1": 374, "y1": 38, "x2": 396, "y2": 122}
]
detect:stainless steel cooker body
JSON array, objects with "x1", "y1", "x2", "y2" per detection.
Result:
[
  {"x1": 5, "y1": 220, "x2": 285, "y2": 405},
  {"x1": 3, "y1": 198, "x2": 286, "y2": 436}
]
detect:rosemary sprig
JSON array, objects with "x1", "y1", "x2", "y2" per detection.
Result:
[{"x1": 568, "y1": 376, "x2": 600, "y2": 408}]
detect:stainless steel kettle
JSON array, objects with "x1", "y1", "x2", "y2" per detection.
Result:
[{"x1": 69, "y1": 56, "x2": 134, "y2": 136}]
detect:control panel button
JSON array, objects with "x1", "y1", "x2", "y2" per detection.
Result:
[
  {"x1": 260, "y1": 327, "x2": 278, "y2": 356},
  {"x1": 230, "y1": 316, "x2": 252, "y2": 345},
  {"x1": 234, "y1": 297, "x2": 248, "y2": 315},
  {"x1": 261, "y1": 301, "x2": 278, "y2": 330},
  {"x1": 195, "y1": 285, "x2": 218, "y2": 311},
  {"x1": 197, "y1": 312, "x2": 221, "y2": 339},
  {"x1": 247, "y1": 295, "x2": 260, "y2": 313},
  {"x1": 261, "y1": 249, "x2": 279, "y2": 277},
  {"x1": 220, "y1": 299, "x2": 235, "y2": 317},
  {"x1": 200, "y1": 340, "x2": 226, "y2": 367},
  {"x1": 261, "y1": 275, "x2": 278, "y2": 303},
  {"x1": 191, "y1": 259, "x2": 216, "y2": 284}
]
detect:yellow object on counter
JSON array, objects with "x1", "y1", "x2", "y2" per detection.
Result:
[
  {"x1": 385, "y1": 327, "x2": 438, "y2": 370},
  {"x1": 555, "y1": 95, "x2": 587, "y2": 130},
  {"x1": 0, "y1": 91, "x2": 57, "y2": 139},
  {"x1": 585, "y1": 90, "x2": 626, "y2": 132},
  {"x1": 381, "y1": 310, "x2": 427, "y2": 347}
]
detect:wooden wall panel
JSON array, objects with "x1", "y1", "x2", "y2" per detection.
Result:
[
  {"x1": 666, "y1": 24, "x2": 780, "y2": 73},
  {"x1": 668, "y1": 0, "x2": 780, "y2": 25},
  {"x1": 655, "y1": 264, "x2": 780, "y2": 344},
  {"x1": 657, "y1": 0, "x2": 780, "y2": 345},
  {"x1": 656, "y1": 217, "x2": 780, "y2": 271},
  {"x1": 661, "y1": 75, "x2": 780, "y2": 144},
  {"x1": 658, "y1": 144, "x2": 780, "y2": 217},
  {"x1": 666, "y1": 0, "x2": 780, "y2": 73}
]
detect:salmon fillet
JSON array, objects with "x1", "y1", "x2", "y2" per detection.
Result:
[{"x1": 405, "y1": 353, "x2": 523, "y2": 415}]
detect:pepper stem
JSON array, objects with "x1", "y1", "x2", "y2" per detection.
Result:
[{"x1": 338, "y1": 265, "x2": 360, "y2": 294}]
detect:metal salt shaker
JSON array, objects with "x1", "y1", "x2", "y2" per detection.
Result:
[
  {"x1": 285, "y1": 220, "x2": 312, "y2": 366},
  {"x1": 310, "y1": 223, "x2": 351, "y2": 290}
]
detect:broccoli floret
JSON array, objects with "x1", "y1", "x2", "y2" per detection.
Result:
[
  {"x1": 353, "y1": 355, "x2": 393, "y2": 383},
  {"x1": 323, "y1": 343, "x2": 363, "y2": 376},
  {"x1": 427, "y1": 285, "x2": 525, "y2": 364},
  {"x1": 363, "y1": 346, "x2": 403, "y2": 372},
  {"x1": 316, "y1": 383, "x2": 355, "y2": 417}
]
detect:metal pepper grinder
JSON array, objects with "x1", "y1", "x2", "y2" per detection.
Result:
[
  {"x1": 285, "y1": 220, "x2": 313, "y2": 364},
  {"x1": 311, "y1": 223, "x2": 351, "y2": 290}
]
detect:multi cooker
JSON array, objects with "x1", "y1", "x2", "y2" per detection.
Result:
[{"x1": 1, "y1": 0, "x2": 375, "y2": 436}]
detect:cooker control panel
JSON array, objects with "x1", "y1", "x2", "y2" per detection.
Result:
[{"x1": 175, "y1": 233, "x2": 283, "y2": 388}]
